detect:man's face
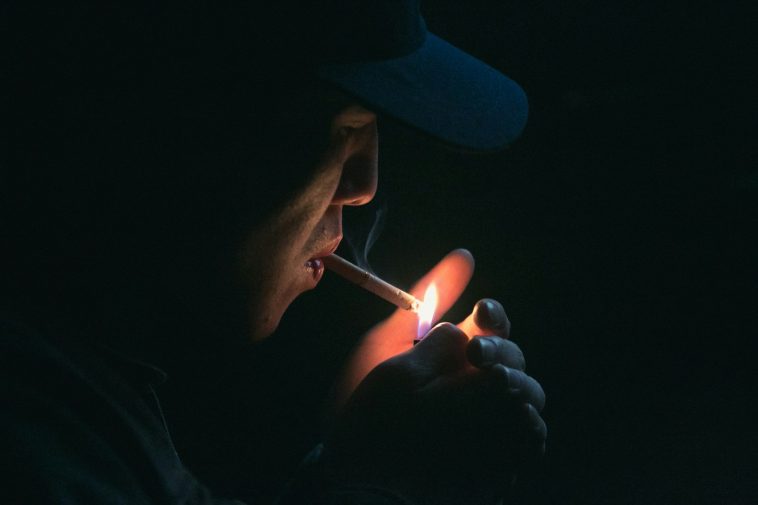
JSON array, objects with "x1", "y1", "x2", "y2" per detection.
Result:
[{"x1": 239, "y1": 102, "x2": 378, "y2": 340}]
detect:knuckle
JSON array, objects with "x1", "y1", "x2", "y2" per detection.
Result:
[
  {"x1": 508, "y1": 368, "x2": 527, "y2": 391},
  {"x1": 529, "y1": 378, "x2": 546, "y2": 410},
  {"x1": 516, "y1": 350, "x2": 526, "y2": 370},
  {"x1": 501, "y1": 340, "x2": 526, "y2": 370}
]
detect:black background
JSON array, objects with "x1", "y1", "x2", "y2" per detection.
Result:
[{"x1": 162, "y1": 1, "x2": 758, "y2": 504}]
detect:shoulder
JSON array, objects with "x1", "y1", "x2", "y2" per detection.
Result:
[
  {"x1": 0, "y1": 319, "x2": 245, "y2": 505},
  {"x1": 0, "y1": 320, "x2": 172, "y2": 503},
  {"x1": 0, "y1": 320, "x2": 155, "y2": 503}
]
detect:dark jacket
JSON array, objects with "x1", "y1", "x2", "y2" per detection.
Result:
[{"x1": 1, "y1": 320, "x2": 409, "y2": 505}]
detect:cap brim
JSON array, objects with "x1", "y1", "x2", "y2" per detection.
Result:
[{"x1": 318, "y1": 33, "x2": 528, "y2": 151}]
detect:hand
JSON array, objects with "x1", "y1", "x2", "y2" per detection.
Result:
[
  {"x1": 324, "y1": 251, "x2": 547, "y2": 504},
  {"x1": 324, "y1": 321, "x2": 546, "y2": 505}
]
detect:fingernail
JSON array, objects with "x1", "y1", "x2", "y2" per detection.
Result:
[{"x1": 474, "y1": 299, "x2": 506, "y2": 330}]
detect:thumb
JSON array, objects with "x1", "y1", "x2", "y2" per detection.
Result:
[{"x1": 410, "y1": 322, "x2": 469, "y2": 375}]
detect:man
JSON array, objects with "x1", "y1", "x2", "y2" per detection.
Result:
[{"x1": 1, "y1": 1, "x2": 546, "y2": 504}]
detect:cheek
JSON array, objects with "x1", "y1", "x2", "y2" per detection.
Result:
[
  {"x1": 307, "y1": 205, "x2": 343, "y2": 245},
  {"x1": 237, "y1": 146, "x2": 347, "y2": 339},
  {"x1": 244, "y1": 255, "x2": 294, "y2": 340}
]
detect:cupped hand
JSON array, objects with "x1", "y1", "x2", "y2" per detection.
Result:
[
  {"x1": 324, "y1": 250, "x2": 547, "y2": 504},
  {"x1": 324, "y1": 322, "x2": 545, "y2": 505}
]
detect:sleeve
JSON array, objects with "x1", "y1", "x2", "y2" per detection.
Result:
[
  {"x1": 2, "y1": 377, "x2": 251, "y2": 505},
  {"x1": 0, "y1": 333, "x2": 247, "y2": 505},
  {"x1": 2, "y1": 379, "x2": 155, "y2": 504}
]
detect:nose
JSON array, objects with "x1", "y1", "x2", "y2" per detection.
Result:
[
  {"x1": 331, "y1": 125, "x2": 378, "y2": 207},
  {"x1": 332, "y1": 153, "x2": 378, "y2": 206}
]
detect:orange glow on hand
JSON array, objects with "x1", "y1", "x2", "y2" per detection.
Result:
[
  {"x1": 457, "y1": 311, "x2": 480, "y2": 340},
  {"x1": 331, "y1": 249, "x2": 475, "y2": 414}
]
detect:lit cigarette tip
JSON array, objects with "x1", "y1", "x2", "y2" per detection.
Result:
[{"x1": 323, "y1": 254, "x2": 423, "y2": 313}]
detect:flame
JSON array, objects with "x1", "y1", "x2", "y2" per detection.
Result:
[{"x1": 417, "y1": 283, "x2": 438, "y2": 339}]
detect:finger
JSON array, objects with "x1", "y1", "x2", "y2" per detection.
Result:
[
  {"x1": 411, "y1": 322, "x2": 469, "y2": 375},
  {"x1": 387, "y1": 249, "x2": 475, "y2": 336},
  {"x1": 522, "y1": 403, "x2": 547, "y2": 442},
  {"x1": 473, "y1": 299, "x2": 511, "y2": 337},
  {"x1": 520, "y1": 403, "x2": 547, "y2": 460},
  {"x1": 490, "y1": 364, "x2": 546, "y2": 412},
  {"x1": 458, "y1": 299, "x2": 510, "y2": 340},
  {"x1": 466, "y1": 336, "x2": 526, "y2": 371}
]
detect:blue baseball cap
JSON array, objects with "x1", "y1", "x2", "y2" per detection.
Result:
[{"x1": 312, "y1": 0, "x2": 528, "y2": 151}]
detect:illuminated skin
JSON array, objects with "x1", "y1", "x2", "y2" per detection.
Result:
[{"x1": 239, "y1": 104, "x2": 378, "y2": 340}]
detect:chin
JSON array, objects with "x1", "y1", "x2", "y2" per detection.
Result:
[
  {"x1": 246, "y1": 260, "x2": 314, "y2": 341},
  {"x1": 248, "y1": 292, "x2": 295, "y2": 341},
  {"x1": 249, "y1": 313, "x2": 281, "y2": 341}
]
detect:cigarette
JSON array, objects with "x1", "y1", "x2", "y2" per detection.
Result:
[{"x1": 323, "y1": 254, "x2": 422, "y2": 313}]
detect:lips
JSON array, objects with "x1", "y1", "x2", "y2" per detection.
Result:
[
  {"x1": 304, "y1": 257, "x2": 324, "y2": 280},
  {"x1": 304, "y1": 236, "x2": 342, "y2": 284}
]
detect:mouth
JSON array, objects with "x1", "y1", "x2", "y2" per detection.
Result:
[{"x1": 304, "y1": 236, "x2": 342, "y2": 283}]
